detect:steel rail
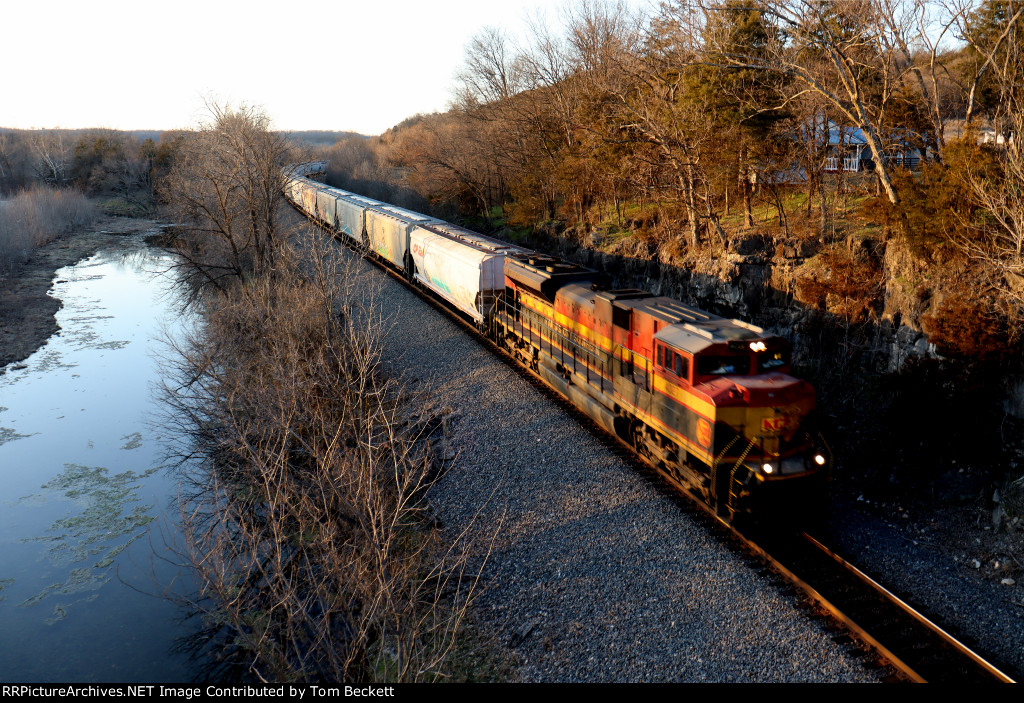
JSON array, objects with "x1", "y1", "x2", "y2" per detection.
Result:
[{"x1": 799, "y1": 532, "x2": 1016, "y2": 683}]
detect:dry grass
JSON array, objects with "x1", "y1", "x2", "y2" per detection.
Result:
[
  {"x1": 0, "y1": 186, "x2": 97, "y2": 274},
  {"x1": 160, "y1": 230, "x2": 485, "y2": 683}
]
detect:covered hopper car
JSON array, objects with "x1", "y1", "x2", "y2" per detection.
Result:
[{"x1": 285, "y1": 172, "x2": 830, "y2": 520}]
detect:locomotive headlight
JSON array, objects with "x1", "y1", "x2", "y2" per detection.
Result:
[
  {"x1": 813, "y1": 454, "x2": 827, "y2": 466},
  {"x1": 749, "y1": 341, "x2": 767, "y2": 352},
  {"x1": 762, "y1": 462, "x2": 775, "y2": 474}
]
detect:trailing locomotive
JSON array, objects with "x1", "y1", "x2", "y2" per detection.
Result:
[{"x1": 284, "y1": 168, "x2": 830, "y2": 520}]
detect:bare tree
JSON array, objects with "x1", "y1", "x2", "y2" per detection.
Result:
[
  {"x1": 949, "y1": 1, "x2": 1024, "y2": 318},
  {"x1": 870, "y1": 0, "x2": 963, "y2": 157},
  {"x1": 699, "y1": 1, "x2": 916, "y2": 213},
  {"x1": 160, "y1": 102, "x2": 295, "y2": 296},
  {"x1": 454, "y1": 24, "x2": 568, "y2": 221},
  {"x1": 580, "y1": 2, "x2": 730, "y2": 249},
  {"x1": 455, "y1": 26, "x2": 528, "y2": 109},
  {"x1": 949, "y1": 0, "x2": 1024, "y2": 126},
  {"x1": 30, "y1": 130, "x2": 71, "y2": 186},
  {"x1": 0, "y1": 132, "x2": 34, "y2": 192},
  {"x1": 389, "y1": 115, "x2": 501, "y2": 221}
]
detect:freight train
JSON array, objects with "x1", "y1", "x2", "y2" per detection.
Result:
[{"x1": 284, "y1": 165, "x2": 830, "y2": 520}]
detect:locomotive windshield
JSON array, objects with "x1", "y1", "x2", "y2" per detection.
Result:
[
  {"x1": 696, "y1": 355, "x2": 751, "y2": 376},
  {"x1": 757, "y1": 349, "x2": 790, "y2": 372}
]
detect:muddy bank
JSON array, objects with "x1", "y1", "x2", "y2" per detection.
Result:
[{"x1": 0, "y1": 216, "x2": 165, "y2": 371}]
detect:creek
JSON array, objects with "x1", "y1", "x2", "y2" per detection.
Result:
[{"x1": 0, "y1": 233, "x2": 201, "y2": 682}]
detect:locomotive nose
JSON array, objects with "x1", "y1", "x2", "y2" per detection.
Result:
[{"x1": 730, "y1": 374, "x2": 811, "y2": 406}]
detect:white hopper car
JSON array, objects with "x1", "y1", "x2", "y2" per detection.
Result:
[{"x1": 285, "y1": 175, "x2": 525, "y2": 324}]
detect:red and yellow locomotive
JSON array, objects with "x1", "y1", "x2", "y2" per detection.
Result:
[{"x1": 493, "y1": 253, "x2": 829, "y2": 519}]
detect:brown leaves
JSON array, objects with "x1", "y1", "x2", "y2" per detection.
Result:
[
  {"x1": 796, "y1": 243, "x2": 884, "y2": 324},
  {"x1": 922, "y1": 291, "x2": 1012, "y2": 361}
]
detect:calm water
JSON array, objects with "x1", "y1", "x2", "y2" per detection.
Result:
[{"x1": 0, "y1": 235, "x2": 201, "y2": 682}]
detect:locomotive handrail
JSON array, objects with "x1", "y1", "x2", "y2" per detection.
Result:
[{"x1": 506, "y1": 298, "x2": 659, "y2": 392}]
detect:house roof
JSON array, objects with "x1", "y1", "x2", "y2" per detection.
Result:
[
  {"x1": 801, "y1": 117, "x2": 922, "y2": 148},
  {"x1": 827, "y1": 122, "x2": 868, "y2": 146}
]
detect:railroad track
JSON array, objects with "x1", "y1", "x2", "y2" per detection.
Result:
[
  {"x1": 748, "y1": 528, "x2": 1016, "y2": 683},
  {"x1": 306, "y1": 212, "x2": 1017, "y2": 684}
]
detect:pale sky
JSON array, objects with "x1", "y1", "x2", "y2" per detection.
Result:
[{"x1": 2, "y1": 0, "x2": 600, "y2": 135}]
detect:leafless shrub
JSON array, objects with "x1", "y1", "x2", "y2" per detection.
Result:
[
  {"x1": 160, "y1": 231, "x2": 483, "y2": 682},
  {"x1": 0, "y1": 186, "x2": 97, "y2": 274}
]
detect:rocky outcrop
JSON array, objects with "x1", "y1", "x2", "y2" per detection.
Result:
[{"x1": 546, "y1": 229, "x2": 938, "y2": 373}]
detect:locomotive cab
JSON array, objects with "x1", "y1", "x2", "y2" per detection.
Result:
[{"x1": 654, "y1": 322, "x2": 829, "y2": 516}]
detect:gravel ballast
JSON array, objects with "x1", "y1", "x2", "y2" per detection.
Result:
[
  {"x1": 331, "y1": 238, "x2": 881, "y2": 683},
  {"x1": 824, "y1": 498, "x2": 1024, "y2": 680}
]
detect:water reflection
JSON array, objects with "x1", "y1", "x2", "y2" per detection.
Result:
[{"x1": 0, "y1": 233, "x2": 200, "y2": 682}]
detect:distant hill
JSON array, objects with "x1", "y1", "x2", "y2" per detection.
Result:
[
  {"x1": 0, "y1": 128, "x2": 371, "y2": 145},
  {"x1": 129, "y1": 130, "x2": 164, "y2": 143},
  {"x1": 285, "y1": 131, "x2": 370, "y2": 146},
  {"x1": 0, "y1": 127, "x2": 167, "y2": 141}
]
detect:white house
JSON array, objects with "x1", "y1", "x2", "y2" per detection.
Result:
[{"x1": 820, "y1": 122, "x2": 925, "y2": 172}]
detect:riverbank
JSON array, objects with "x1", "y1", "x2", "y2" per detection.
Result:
[{"x1": 0, "y1": 216, "x2": 165, "y2": 371}]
